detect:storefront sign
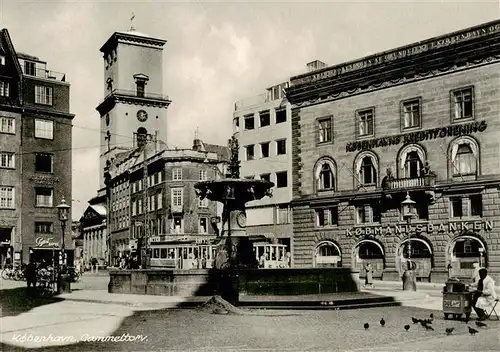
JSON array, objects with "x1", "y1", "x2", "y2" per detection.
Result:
[
  {"x1": 346, "y1": 120, "x2": 487, "y2": 153},
  {"x1": 291, "y1": 23, "x2": 500, "y2": 86},
  {"x1": 346, "y1": 220, "x2": 493, "y2": 237},
  {"x1": 35, "y1": 237, "x2": 59, "y2": 248}
]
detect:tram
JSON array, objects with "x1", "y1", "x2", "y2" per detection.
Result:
[
  {"x1": 253, "y1": 242, "x2": 290, "y2": 268},
  {"x1": 149, "y1": 241, "x2": 217, "y2": 269}
]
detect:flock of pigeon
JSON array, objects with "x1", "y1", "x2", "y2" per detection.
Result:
[{"x1": 363, "y1": 312, "x2": 488, "y2": 336}]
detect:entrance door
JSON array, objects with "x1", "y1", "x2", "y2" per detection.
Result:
[
  {"x1": 0, "y1": 227, "x2": 12, "y2": 269},
  {"x1": 399, "y1": 239, "x2": 432, "y2": 279},
  {"x1": 450, "y1": 237, "x2": 485, "y2": 279},
  {"x1": 355, "y1": 241, "x2": 384, "y2": 278},
  {"x1": 314, "y1": 241, "x2": 341, "y2": 268}
]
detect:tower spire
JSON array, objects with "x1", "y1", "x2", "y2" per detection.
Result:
[
  {"x1": 194, "y1": 126, "x2": 199, "y2": 140},
  {"x1": 130, "y1": 12, "x2": 136, "y2": 31}
]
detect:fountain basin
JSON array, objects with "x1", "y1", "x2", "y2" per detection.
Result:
[{"x1": 108, "y1": 268, "x2": 361, "y2": 298}]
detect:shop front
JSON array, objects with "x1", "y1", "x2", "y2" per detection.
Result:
[{"x1": 0, "y1": 227, "x2": 13, "y2": 268}]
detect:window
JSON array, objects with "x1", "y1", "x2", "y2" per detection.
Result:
[
  {"x1": 0, "y1": 55, "x2": 5, "y2": 65},
  {"x1": 172, "y1": 168, "x2": 182, "y2": 181},
  {"x1": 24, "y1": 61, "x2": 36, "y2": 76},
  {"x1": 199, "y1": 197, "x2": 208, "y2": 207},
  {"x1": 359, "y1": 156, "x2": 377, "y2": 185},
  {"x1": 0, "y1": 153, "x2": 14, "y2": 169},
  {"x1": 0, "y1": 117, "x2": 15, "y2": 134},
  {"x1": 35, "y1": 222, "x2": 53, "y2": 234},
  {"x1": 316, "y1": 207, "x2": 338, "y2": 227},
  {"x1": 276, "y1": 139, "x2": 286, "y2": 155},
  {"x1": 275, "y1": 108, "x2": 287, "y2": 123},
  {"x1": 452, "y1": 88, "x2": 473, "y2": 120},
  {"x1": 246, "y1": 145, "x2": 254, "y2": 160},
  {"x1": 450, "y1": 195, "x2": 482, "y2": 218},
  {"x1": 35, "y1": 153, "x2": 52, "y2": 173},
  {"x1": 233, "y1": 117, "x2": 240, "y2": 133},
  {"x1": 35, "y1": 187, "x2": 53, "y2": 207},
  {"x1": 276, "y1": 171, "x2": 288, "y2": 188},
  {"x1": 171, "y1": 188, "x2": 183, "y2": 207},
  {"x1": 198, "y1": 169, "x2": 207, "y2": 181},
  {"x1": 35, "y1": 86, "x2": 53, "y2": 105},
  {"x1": 404, "y1": 151, "x2": 421, "y2": 178},
  {"x1": 318, "y1": 118, "x2": 332, "y2": 143},
  {"x1": 317, "y1": 162, "x2": 334, "y2": 191},
  {"x1": 172, "y1": 216, "x2": 183, "y2": 234},
  {"x1": 260, "y1": 142, "x2": 270, "y2": 158},
  {"x1": 259, "y1": 110, "x2": 270, "y2": 127},
  {"x1": 402, "y1": 99, "x2": 421, "y2": 129},
  {"x1": 260, "y1": 173, "x2": 271, "y2": 182},
  {"x1": 244, "y1": 114, "x2": 254, "y2": 130},
  {"x1": 132, "y1": 201, "x2": 137, "y2": 216},
  {"x1": 199, "y1": 217, "x2": 208, "y2": 234},
  {"x1": 356, "y1": 204, "x2": 381, "y2": 224},
  {"x1": 454, "y1": 144, "x2": 476, "y2": 175},
  {"x1": 35, "y1": 119, "x2": 53, "y2": 139},
  {"x1": 357, "y1": 108, "x2": 374, "y2": 137},
  {"x1": 0, "y1": 186, "x2": 14, "y2": 209},
  {"x1": 277, "y1": 205, "x2": 291, "y2": 224},
  {"x1": 136, "y1": 81, "x2": 145, "y2": 97},
  {"x1": 0, "y1": 81, "x2": 9, "y2": 97}
]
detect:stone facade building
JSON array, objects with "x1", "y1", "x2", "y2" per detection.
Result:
[
  {"x1": 286, "y1": 20, "x2": 500, "y2": 283},
  {"x1": 79, "y1": 190, "x2": 107, "y2": 266},
  {"x1": 0, "y1": 28, "x2": 74, "y2": 266}
]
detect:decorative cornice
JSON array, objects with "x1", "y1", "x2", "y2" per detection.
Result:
[
  {"x1": 96, "y1": 92, "x2": 171, "y2": 116},
  {"x1": 28, "y1": 174, "x2": 59, "y2": 185},
  {"x1": 289, "y1": 54, "x2": 500, "y2": 108}
]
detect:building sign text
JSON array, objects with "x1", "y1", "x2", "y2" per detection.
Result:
[
  {"x1": 346, "y1": 220, "x2": 493, "y2": 237},
  {"x1": 346, "y1": 120, "x2": 487, "y2": 153},
  {"x1": 291, "y1": 22, "x2": 500, "y2": 86},
  {"x1": 35, "y1": 237, "x2": 59, "y2": 248}
]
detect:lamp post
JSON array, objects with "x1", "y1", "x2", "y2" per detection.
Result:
[
  {"x1": 56, "y1": 197, "x2": 70, "y2": 271},
  {"x1": 401, "y1": 192, "x2": 417, "y2": 291}
]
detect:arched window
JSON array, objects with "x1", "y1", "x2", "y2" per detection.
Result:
[
  {"x1": 402, "y1": 239, "x2": 432, "y2": 259},
  {"x1": 450, "y1": 137, "x2": 478, "y2": 176},
  {"x1": 314, "y1": 241, "x2": 341, "y2": 268},
  {"x1": 136, "y1": 127, "x2": 148, "y2": 148},
  {"x1": 360, "y1": 157, "x2": 376, "y2": 185},
  {"x1": 453, "y1": 238, "x2": 481, "y2": 258},
  {"x1": 405, "y1": 151, "x2": 421, "y2": 178},
  {"x1": 315, "y1": 158, "x2": 336, "y2": 191},
  {"x1": 358, "y1": 241, "x2": 384, "y2": 259}
]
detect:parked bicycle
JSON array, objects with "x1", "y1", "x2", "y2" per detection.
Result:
[
  {"x1": 1, "y1": 265, "x2": 25, "y2": 281},
  {"x1": 66, "y1": 266, "x2": 81, "y2": 282}
]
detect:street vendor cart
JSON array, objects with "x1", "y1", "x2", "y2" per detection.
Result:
[{"x1": 442, "y1": 279, "x2": 473, "y2": 320}]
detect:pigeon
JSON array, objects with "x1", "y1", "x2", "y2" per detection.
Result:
[
  {"x1": 445, "y1": 327, "x2": 454, "y2": 335},
  {"x1": 412, "y1": 317, "x2": 420, "y2": 324},
  {"x1": 425, "y1": 325, "x2": 434, "y2": 331},
  {"x1": 420, "y1": 321, "x2": 428, "y2": 327},
  {"x1": 380, "y1": 318, "x2": 385, "y2": 327},
  {"x1": 475, "y1": 321, "x2": 487, "y2": 328},
  {"x1": 430, "y1": 313, "x2": 434, "y2": 319},
  {"x1": 468, "y1": 326, "x2": 479, "y2": 335},
  {"x1": 404, "y1": 325, "x2": 410, "y2": 331},
  {"x1": 422, "y1": 319, "x2": 433, "y2": 325},
  {"x1": 364, "y1": 323, "x2": 369, "y2": 330}
]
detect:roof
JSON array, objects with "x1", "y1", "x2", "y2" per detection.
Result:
[
  {"x1": 116, "y1": 29, "x2": 152, "y2": 38},
  {"x1": 193, "y1": 139, "x2": 230, "y2": 162},
  {"x1": 90, "y1": 204, "x2": 106, "y2": 216}
]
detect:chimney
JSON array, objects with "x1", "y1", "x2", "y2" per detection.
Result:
[{"x1": 307, "y1": 60, "x2": 328, "y2": 72}]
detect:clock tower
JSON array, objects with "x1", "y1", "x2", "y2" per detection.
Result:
[{"x1": 96, "y1": 29, "x2": 171, "y2": 189}]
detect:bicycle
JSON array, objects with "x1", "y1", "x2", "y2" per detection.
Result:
[
  {"x1": 2, "y1": 265, "x2": 23, "y2": 280},
  {"x1": 67, "y1": 267, "x2": 81, "y2": 282}
]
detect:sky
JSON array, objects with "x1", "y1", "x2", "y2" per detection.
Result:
[{"x1": 1, "y1": 0, "x2": 499, "y2": 220}]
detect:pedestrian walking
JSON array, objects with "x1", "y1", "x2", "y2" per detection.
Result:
[
  {"x1": 25, "y1": 260, "x2": 37, "y2": 295},
  {"x1": 364, "y1": 262, "x2": 374, "y2": 288}
]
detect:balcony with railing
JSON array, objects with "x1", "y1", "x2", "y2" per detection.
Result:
[
  {"x1": 383, "y1": 174, "x2": 437, "y2": 190},
  {"x1": 234, "y1": 92, "x2": 269, "y2": 111},
  {"x1": 21, "y1": 67, "x2": 66, "y2": 81}
]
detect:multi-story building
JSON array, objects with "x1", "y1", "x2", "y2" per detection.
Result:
[
  {"x1": 104, "y1": 138, "x2": 228, "y2": 267},
  {"x1": 233, "y1": 61, "x2": 327, "y2": 265},
  {"x1": 0, "y1": 28, "x2": 74, "y2": 266},
  {"x1": 79, "y1": 190, "x2": 107, "y2": 267},
  {"x1": 286, "y1": 20, "x2": 500, "y2": 283}
]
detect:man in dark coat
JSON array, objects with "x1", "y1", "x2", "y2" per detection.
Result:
[{"x1": 26, "y1": 260, "x2": 38, "y2": 294}]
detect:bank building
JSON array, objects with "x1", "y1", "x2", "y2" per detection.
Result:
[{"x1": 286, "y1": 19, "x2": 500, "y2": 283}]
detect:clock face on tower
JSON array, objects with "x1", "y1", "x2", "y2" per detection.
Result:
[{"x1": 137, "y1": 110, "x2": 148, "y2": 122}]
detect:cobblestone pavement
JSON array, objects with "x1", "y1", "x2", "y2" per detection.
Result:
[{"x1": 2, "y1": 305, "x2": 498, "y2": 352}]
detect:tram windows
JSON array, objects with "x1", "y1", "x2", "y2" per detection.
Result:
[
  {"x1": 153, "y1": 248, "x2": 160, "y2": 259},
  {"x1": 160, "y1": 248, "x2": 167, "y2": 259}
]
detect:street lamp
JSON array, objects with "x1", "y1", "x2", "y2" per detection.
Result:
[
  {"x1": 57, "y1": 197, "x2": 70, "y2": 271},
  {"x1": 401, "y1": 192, "x2": 417, "y2": 291}
]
